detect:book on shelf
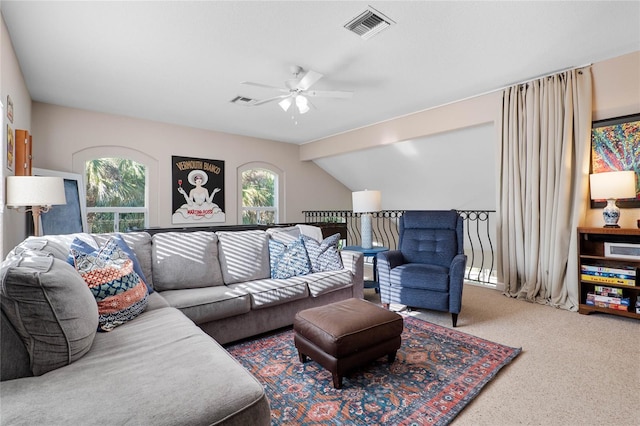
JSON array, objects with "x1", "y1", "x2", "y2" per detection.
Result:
[
  {"x1": 586, "y1": 292, "x2": 630, "y2": 306},
  {"x1": 594, "y1": 286, "x2": 624, "y2": 297},
  {"x1": 580, "y1": 265, "x2": 636, "y2": 279},
  {"x1": 580, "y1": 274, "x2": 636, "y2": 286},
  {"x1": 585, "y1": 295, "x2": 630, "y2": 311}
]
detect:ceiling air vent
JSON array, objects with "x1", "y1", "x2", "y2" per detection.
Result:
[
  {"x1": 344, "y1": 7, "x2": 395, "y2": 40},
  {"x1": 230, "y1": 96, "x2": 256, "y2": 106}
]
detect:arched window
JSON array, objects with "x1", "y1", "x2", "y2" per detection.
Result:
[
  {"x1": 239, "y1": 162, "x2": 283, "y2": 224},
  {"x1": 85, "y1": 158, "x2": 147, "y2": 233}
]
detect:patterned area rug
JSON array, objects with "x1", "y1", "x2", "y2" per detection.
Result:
[{"x1": 227, "y1": 315, "x2": 521, "y2": 425}]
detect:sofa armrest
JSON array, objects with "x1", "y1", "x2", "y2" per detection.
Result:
[
  {"x1": 377, "y1": 250, "x2": 405, "y2": 287},
  {"x1": 341, "y1": 250, "x2": 364, "y2": 299}
]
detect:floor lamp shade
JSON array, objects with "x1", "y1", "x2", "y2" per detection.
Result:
[
  {"x1": 6, "y1": 176, "x2": 67, "y2": 235},
  {"x1": 589, "y1": 171, "x2": 636, "y2": 227},
  {"x1": 352, "y1": 190, "x2": 382, "y2": 249}
]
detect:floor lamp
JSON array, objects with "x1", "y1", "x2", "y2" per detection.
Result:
[
  {"x1": 6, "y1": 176, "x2": 67, "y2": 236},
  {"x1": 589, "y1": 170, "x2": 636, "y2": 228},
  {"x1": 352, "y1": 190, "x2": 381, "y2": 249}
]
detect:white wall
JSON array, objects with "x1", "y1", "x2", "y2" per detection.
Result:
[
  {"x1": 315, "y1": 123, "x2": 496, "y2": 211},
  {"x1": 31, "y1": 102, "x2": 352, "y2": 231},
  {"x1": 1, "y1": 15, "x2": 32, "y2": 255},
  {"x1": 304, "y1": 51, "x2": 640, "y2": 228}
]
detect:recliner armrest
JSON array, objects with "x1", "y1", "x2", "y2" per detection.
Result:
[
  {"x1": 377, "y1": 250, "x2": 405, "y2": 287},
  {"x1": 448, "y1": 253, "x2": 468, "y2": 313}
]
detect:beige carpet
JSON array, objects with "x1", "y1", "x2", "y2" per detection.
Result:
[{"x1": 364, "y1": 284, "x2": 639, "y2": 426}]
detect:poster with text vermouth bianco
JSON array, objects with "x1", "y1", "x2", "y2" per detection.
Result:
[{"x1": 171, "y1": 156, "x2": 225, "y2": 224}]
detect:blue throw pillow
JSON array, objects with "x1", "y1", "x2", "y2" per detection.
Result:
[
  {"x1": 67, "y1": 235, "x2": 153, "y2": 294},
  {"x1": 302, "y1": 233, "x2": 343, "y2": 273},
  {"x1": 268, "y1": 236, "x2": 311, "y2": 279}
]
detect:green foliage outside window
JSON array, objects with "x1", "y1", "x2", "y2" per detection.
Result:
[
  {"x1": 242, "y1": 169, "x2": 276, "y2": 224},
  {"x1": 85, "y1": 158, "x2": 146, "y2": 233}
]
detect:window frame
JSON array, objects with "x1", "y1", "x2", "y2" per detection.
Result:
[
  {"x1": 238, "y1": 162, "x2": 284, "y2": 224},
  {"x1": 73, "y1": 147, "x2": 157, "y2": 232}
]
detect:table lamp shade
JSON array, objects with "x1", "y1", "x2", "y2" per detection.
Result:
[
  {"x1": 6, "y1": 176, "x2": 67, "y2": 207},
  {"x1": 589, "y1": 171, "x2": 636, "y2": 200},
  {"x1": 352, "y1": 190, "x2": 381, "y2": 213}
]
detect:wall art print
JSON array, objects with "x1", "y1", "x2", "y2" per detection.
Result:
[
  {"x1": 590, "y1": 113, "x2": 640, "y2": 208},
  {"x1": 6, "y1": 95, "x2": 13, "y2": 123},
  {"x1": 6, "y1": 124, "x2": 14, "y2": 172},
  {"x1": 171, "y1": 156, "x2": 225, "y2": 224}
]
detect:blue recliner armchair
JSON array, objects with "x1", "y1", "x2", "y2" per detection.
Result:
[{"x1": 377, "y1": 210, "x2": 467, "y2": 327}]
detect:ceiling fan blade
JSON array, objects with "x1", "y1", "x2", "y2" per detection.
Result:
[
  {"x1": 306, "y1": 90, "x2": 354, "y2": 99},
  {"x1": 253, "y1": 95, "x2": 289, "y2": 106},
  {"x1": 296, "y1": 70, "x2": 323, "y2": 91},
  {"x1": 241, "y1": 81, "x2": 289, "y2": 93}
]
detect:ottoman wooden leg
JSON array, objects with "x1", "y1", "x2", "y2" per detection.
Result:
[
  {"x1": 298, "y1": 351, "x2": 308, "y2": 363},
  {"x1": 332, "y1": 372, "x2": 342, "y2": 389},
  {"x1": 388, "y1": 350, "x2": 397, "y2": 363}
]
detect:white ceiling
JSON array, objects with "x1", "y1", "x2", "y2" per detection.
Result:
[{"x1": 2, "y1": 1, "x2": 639, "y2": 145}]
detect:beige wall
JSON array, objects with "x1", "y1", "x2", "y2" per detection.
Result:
[
  {"x1": 31, "y1": 103, "x2": 352, "y2": 230},
  {"x1": 303, "y1": 51, "x2": 640, "y2": 228},
  {"x1": 1, "y1": 15, "x2": 33, "y2": 255}
]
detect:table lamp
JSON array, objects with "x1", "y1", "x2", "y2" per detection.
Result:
[
  {"x1": 6, "y1": 176, "x2": 67, "y2": 236},
  {"x1": 589, "y1": 170, "x2": 636, "y2": 228},
  {"x1": 352, "y1": 190, "x2": 381, "y2": 249}
]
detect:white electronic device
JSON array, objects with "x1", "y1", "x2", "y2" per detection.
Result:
[{"x1": 604, "y1": 242, "x2": 640, "y2": 260}]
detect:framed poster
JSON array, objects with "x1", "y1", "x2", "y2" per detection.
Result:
[
  {"x1": 6, "y1": 124, "x2": 14, "y2": 171},
  {"x1": 171, "y1": 156, "x2": 225, "y2": 224},
  {"x1": 32, "y1": 168, "x2": 88, "y2": 235},
  {"x1": 590, "y1": 113, "x2": 640, "y2": 208}
]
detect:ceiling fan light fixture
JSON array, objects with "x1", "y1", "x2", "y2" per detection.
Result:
[
  {"x1": 296, "y1": 95, "x2": 310, "y2": 114},
  {"x1": 279, "y1": 97, "x2": 292, "y2": 112}
]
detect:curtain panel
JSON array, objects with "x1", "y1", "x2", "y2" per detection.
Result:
[{"x1": 497, "y1": 67, "x2": 592, "y2": 310}]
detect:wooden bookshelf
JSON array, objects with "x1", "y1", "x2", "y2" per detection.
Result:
[{"x1": 577, "y1": 227, "x2": 640, "y2": 319}]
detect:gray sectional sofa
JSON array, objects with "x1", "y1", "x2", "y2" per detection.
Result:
[{"x1": 0, "y1": 226, "x2": 364, "y2": 425}]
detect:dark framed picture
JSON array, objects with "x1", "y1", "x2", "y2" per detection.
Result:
[
  {"x1": 171, "y1": 156, "x2": 226, "y2": 224},
  {"x1": 590, "y1": 113, "x2": 640, "y2": 208},
  {"x1": 31, "y1": 168, "x2": 89, "y2": 235}
]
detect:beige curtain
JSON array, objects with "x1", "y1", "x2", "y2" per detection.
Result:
[{"x1": 497, "y1": 67, "x2": 592, "y2": 310}]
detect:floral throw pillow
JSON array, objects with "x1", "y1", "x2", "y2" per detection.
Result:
[
  {"x1": 71, "y1": 238, "x2": 148, "y2": 332},
  {"x1": 268, "y1": 236, "x2": 312, "y2": 279},
  {"x1": 302, "y1": 233, "x2": 343, "y2": 273}
]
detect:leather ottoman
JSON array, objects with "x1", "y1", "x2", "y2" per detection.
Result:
[{"x1": 293, "y1": 298, "x2": 403, "y2": 389}]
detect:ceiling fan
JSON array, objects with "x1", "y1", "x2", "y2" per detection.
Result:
[{"x1": 241, "y1": 66, "x2": 353, "y2": 114}]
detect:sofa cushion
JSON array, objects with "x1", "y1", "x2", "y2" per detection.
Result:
[
  {"x1": 0, "y1": 309, "x2": 32, "y2": 381},
  {"x1": 302, "y1": 233, "x2": 343, "y2": 272},
  {"x1": 0, "y1": 307, "x2": 271, "y2": 426},
  {"x1": 231, "y1": 277, "x2": 309, "y2": 309},
  {"x1": 303, "y1": 269, "x2": 354, "y2": 297},
  {"x1": 390, "y1": 263, "x2": 450, "y2": 292},
  {"x1": 8, "y1": 234, "x2": 92, "y2": 261},
  {"x1": 93, "y1": 232, "x2": 154, "y2": 292},
  {"x1": 217, "y1": 230, "x2": 270, "y2": 284},
  {"x1": 159, "y1": 286, "x2": 251, "y2": 324},
  {"x1": 0, "y1": 254, "x2": 98, "y2": 376},
  {"x1": 72, "y1": 238, "x2": 148, "y2": 331},
  {"x1": 152, "y1": 231, "x2": 224, "y2": 290},
  {"x1": 268, "y1": 236, "x2": 312, "y2": 279},
  {"x1": 266, "y1": 226, "x2": 301, "y2": 244}
]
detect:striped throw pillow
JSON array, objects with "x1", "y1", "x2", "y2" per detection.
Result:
[{"x1": 71, "y1": 238, "x2": 148, "y2": 331}]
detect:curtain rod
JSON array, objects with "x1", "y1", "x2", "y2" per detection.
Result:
[{"x1": 420, "y1": 62, "x2": 593, "y2": 112}]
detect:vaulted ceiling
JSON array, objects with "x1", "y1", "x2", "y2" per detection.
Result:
[{"x1": 2, "y1": 1, "x2": 639, "y2": 145}]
